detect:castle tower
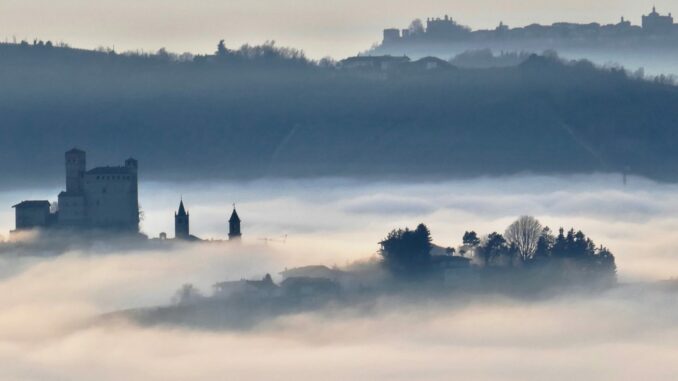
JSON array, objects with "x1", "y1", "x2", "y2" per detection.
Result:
[
  {"x1": 125, "y1": 157, "x2": 138, "y2": 173},
  {"x1": 175, "y1": 199, "x2": 190, "y2": 240},
  {"x1": 229, "y1": 205, "x2": 241, "y2": 240},
  {"x1": 125, "y1": 157, "x2": 140, "y2": 231},
  {"x1": 65, "y1": 148, "x2": 86, "y2": 194}
]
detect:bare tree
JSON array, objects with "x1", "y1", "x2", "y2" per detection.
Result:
[{"x1": 505, "y1": 216, "x2": 542, "y2": 261}]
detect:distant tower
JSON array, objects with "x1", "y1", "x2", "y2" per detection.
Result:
[
  {"x1": 125, "y1": 157, "x2": 138, "y2": 173},
  {"x1": 175, "y1": 199, "x2": 190, "y2": 240},
  {"x1": 229, "y1": 205, "x2": 241, "y2": 240},
  {"x1": 65, "y1": 148, "x2": 86, "y2": 193},
  {"x1": 383, "y1": 28, "x2": 401, "y2": 44}
]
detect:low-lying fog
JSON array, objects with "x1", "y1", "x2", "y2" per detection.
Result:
[{"x1": 0, "y1": 174, "x2": 676, "y2": 380}]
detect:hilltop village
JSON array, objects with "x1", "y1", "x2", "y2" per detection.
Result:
[
  {"x1": 381, "y1": 7, "x2": 678, "y2": 45},
  {"x1": 10, "y1": 149, "x2": 241, "y2": 242}
]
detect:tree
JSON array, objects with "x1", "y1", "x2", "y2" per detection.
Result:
[
  {"x1": 505, "y1": 216, "x2": 542, "y2": 262},
  {"x1": 534, "y1": 227, "x2": 555, "y2": 259},
  {"x1": 462, "y1": 231, "x2": 480, "y2": 246},
  {"x1": 460, "y1": 231, "x2": 480, "y2": 257},
  {"x1": 596, "y1": 246, "x2": 617, "y2": 277},
  {"x1": 171, "y1": 284, "x2": 203, "y2": 306},
  {"x1": 476, "y1": 232, "x2": 512, "y2": 267},
  {"x1": 216, "y1": 40, "x2": 229, "y2": 57},
  {"x1": 379, "y1": 223, "x2": 433, "y2": 276},
  {"x1": 408, "y1": 19, "x2": 425, "y2": 35}
]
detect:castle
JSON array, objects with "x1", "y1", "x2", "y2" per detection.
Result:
[
  {"x1": 13, "y1": 148, "x2": 139, "y2": 232},
  {"x1": 11, "y1": 149, "x2": 243, "y2": 241},
  {"x1": 382, "y1": 7, "x2": 678, "y2": 45}
]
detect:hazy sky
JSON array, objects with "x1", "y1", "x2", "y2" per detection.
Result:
[{"x1": 0, "y1": 0, "x2": 675, "y2": 58}]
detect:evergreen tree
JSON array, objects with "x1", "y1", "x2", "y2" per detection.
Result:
[{"x1": 379, "y1": 223, "x2": 433, "y2": 276}]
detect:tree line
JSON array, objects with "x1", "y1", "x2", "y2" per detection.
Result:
[
  {"x1": 379, "y1": 216, "x2": 617, "y2": 284},
  {"x1": 2, "y1": 40, "x2": 678, "y2": 185}
]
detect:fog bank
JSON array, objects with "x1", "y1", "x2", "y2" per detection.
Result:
[{"x1": 0, "y1": 175, "x2": 677, "y2": 379}]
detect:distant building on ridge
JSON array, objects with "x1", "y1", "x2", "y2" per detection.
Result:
[
  {"x1": 642, "y1": 6, "x2": 675, "y2": 34},
  {"x1": 379, "y1": 7, "x2": 678, "y2": 46}
]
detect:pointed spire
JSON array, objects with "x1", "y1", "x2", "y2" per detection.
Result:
[
  {"x1": 229, "y1": 203, "x2": 242, "y2": 240},
  {"x1": 177, "y1": 198, "x2": 187, "y2": 216},
  {"x1": 229, "y1": 204, "x2": 240, "y2": 223}
]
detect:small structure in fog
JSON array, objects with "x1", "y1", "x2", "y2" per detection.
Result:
[
  {"x1": 169, "y1": 199, "x2": 243, "y2": 242},
  {"x1": 173, "y1": 199, "x2": 201, "y2": 241},
  {"x1": 228, "y1": 206, "x2": 242, "y2": 241},
  {"x1": 12, "y1": 201, "x2": 53, "y2": 230}
]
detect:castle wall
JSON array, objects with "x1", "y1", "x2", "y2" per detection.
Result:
[
  {"x1": 14, "y1": 204, "x2": 50, "y2": 230},
  {"x1": 57, "y1": 193, "x2": 86, "y2": 227},
  {"x1": 84, "y1": 171, "x2": 139, "y2": 231}
]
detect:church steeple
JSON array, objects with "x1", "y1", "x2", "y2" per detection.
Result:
[
  {"x1": 175, "y1": 198, "x2": 190, "y2": 240},
  {"x1": 229, "y1": 204, "x2": 241, "y2": 240},
  {"x1": 177, "y1": 199, "x2": 187, "y2": 216}
]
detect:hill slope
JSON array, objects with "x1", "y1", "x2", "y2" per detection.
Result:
[{"x1": 1, "y1": 43, "x2": 677, "y2": 186}]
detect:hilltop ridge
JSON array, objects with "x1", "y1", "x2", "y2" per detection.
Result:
[{"x1": 1, "y1": 41, "x2": 678, "y2": 186}]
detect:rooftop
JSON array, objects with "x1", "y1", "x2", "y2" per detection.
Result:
[
  {"x1": 86, "y1": 166, "x2": 134, "y2": 175},
  {"x1": 229, "y1": 208, "x2": 241, "y2": 223},
  {"x1": 12, "y1": 200, "x2": 50, "y2": 209}
]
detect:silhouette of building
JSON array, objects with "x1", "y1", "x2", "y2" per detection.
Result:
[
  {"x1": 229, "y1": 206, "x2": 242, "y2": 240},
  {"x1": 12, "y1": 201, "x2": 52, "y2": 230},
  {"x1": 383, "y1": 28, "x2": 401, "y2": 44},
  {"x1": 425, "y1": 15, "x2": 471, "y2": 39},
  {"x1": 10, "y1": 149, "x2": 250, "y2": 242},
  {"x1": 12, "y1": 148, "x2": 139, "y2": 233},
  {"x1": 380, "y1": 7, "x2": 678, "y2": 46},
  {"x1": 642, "y1": 6, "x2": 674, "y2": 34},
  {"x1": 174, "y1": 199, "x2": 190, "y2": 240}
]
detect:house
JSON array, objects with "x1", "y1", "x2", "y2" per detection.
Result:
[{"x1": 12, "y1": 201, "x2": 52, "y2": 231}]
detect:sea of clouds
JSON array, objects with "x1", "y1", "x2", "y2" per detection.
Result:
[{"x1": 0, "y1": 174, "x2": 676, "y2": 380}]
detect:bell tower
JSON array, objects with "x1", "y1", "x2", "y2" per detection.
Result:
[
  {"x1": 229, "y1": 205, "x2": 241, "y2": 240},
  {"x1": 175, "y1": 199, "x2": 190, "y2": 240},
  {"x1": 65, "y1": 148, "x2": 86, "y2": 194}
]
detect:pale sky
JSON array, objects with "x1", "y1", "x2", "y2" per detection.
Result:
[{"x1": 0, "y1": 0, "x2": 674, "y2": 58}]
